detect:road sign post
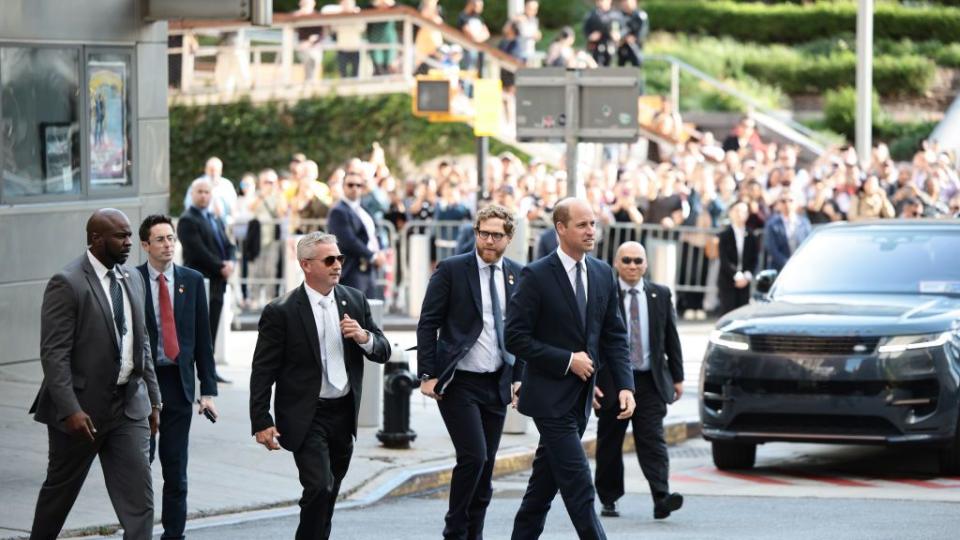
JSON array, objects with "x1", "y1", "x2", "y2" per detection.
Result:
[{"x1": 516, "y1": 67, "x2": 639, "y2": 197}]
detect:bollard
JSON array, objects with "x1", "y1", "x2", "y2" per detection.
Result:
[
  {"x1": 376, "y1": 344, "x2": 418, "y2": 448},
  {"x1": 407, "y1": 234, "x2": 431, "y2": 317}
]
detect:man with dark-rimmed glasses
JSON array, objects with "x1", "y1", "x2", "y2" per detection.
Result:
[{"x1": 416, "y1": 204, "x2": 526, "y2": 539}]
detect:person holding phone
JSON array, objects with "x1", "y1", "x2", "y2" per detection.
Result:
[{"x1": 137, "y1": 214, "x2": 219, "y2": 540}]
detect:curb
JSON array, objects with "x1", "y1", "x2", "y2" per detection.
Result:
[{"x1": 54, "y1": 419, "x2": 702, "y2": 538}]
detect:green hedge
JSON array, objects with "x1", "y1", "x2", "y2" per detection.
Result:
[
  {"x1": 821, "y1": 86, "x2": 937, "y2": 160},
  {"x1": 742, "y1": 52, "x2": 934, "y2": 97},
  {"x1": 646, "y1": 0, "x2": 960, "y2": 44},
  {"x1": 169, "y1": 93, "x2": 521, "y2": 215}
]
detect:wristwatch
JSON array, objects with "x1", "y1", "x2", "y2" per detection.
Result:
[
  {"x1": 419, "y1": 373, "x2": 432, "y2": 382},
  {"x1": 152, "y1": 403, "x2": 163, "y2": 412}
]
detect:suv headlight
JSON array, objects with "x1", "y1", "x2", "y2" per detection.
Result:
[
  {"x1": 877, "y1": 331, "x2": 952, "y2": 354},
  {"x1": 709, "y1": 330, "x2": 749, "y2": 351}
]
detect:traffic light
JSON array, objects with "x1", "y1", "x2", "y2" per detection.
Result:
[{"x1": 413, "y1": 76, "x2": 451, "y2": 117}]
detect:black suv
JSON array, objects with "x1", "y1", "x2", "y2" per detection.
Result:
[{"x1": 700, "y1": 220, "x2": 960, "y2": 472}]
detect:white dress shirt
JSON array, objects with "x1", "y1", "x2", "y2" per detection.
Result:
[
  {"x1": 555, "y1": 247, "x2": 588, "y2": 374},
  {"x1": 87, "y1": 251, "x2": 133, "y2": 384},
  {"x1": 620, "y1": 278, "x2": 650, "y2": 371},
  {"x1": 147, "y1": 262, "x2": 176, "y2": 367},
  {"x1": 304, "y1": 284, "x2": 375, "y2": 398},
  {"x1": 345, "y1": 198, "x2": 380, "y2": 254},
  {"x1": 458, "y1": 254, "x2": 506, "y2": 374}
]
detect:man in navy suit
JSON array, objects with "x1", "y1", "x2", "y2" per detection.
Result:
[
  {"x1": 326, "y1": 171, "x2": 385, "y2": 298},
  {"x1": 417, "y1": 205, "x2": 526, "y2": 540},
  {"x1": 506, "y1": 198, "x2": 636, "y2": 540},
  {"x1": 763, "y1": 193, "x2": 811, "y2": 272},
  {"x1": 178, "y1": 178, "x2": 235, "y2": 383},
  {"x1": 137, "y1": 215, "x2": 218, "y2": 540},
  {"x1": 595, "y1": 241, "x2": 684, "y2": 521}
]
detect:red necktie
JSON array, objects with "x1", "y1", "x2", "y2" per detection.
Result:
[{"x1": 158, "y1": 274, "x2": 180, "y2": 363}]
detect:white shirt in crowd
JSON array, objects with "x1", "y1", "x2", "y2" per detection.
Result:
[
  {"x1": 619, "y1": 277, "x2": 650, "y2": 372},
  {"x1": 346, "y1": 197, "x2": 380, "y2": 254},
  {"x1": 458, "y1": 254, "x2": 506, "y2": 374},
  {"x1": 304, "y1": 283, "x2": 375, "y2": 399}
]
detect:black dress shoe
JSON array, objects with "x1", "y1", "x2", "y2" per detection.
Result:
[
  {"x1": 215, "y1": 373, "x2": 232, "y2": 384},
  {"x1": 653, "y1": 493, "x2": 683, "y2": 519},
  {"x1": 600, "y1": 502, "x2": 619, "y2": 517}
]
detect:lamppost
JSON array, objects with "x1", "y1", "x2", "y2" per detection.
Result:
[{"x1": 855, "y1": 0, "x2": 874, "y2": 166}]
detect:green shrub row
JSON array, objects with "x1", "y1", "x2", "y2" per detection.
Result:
[
  {"x1": 169, "y1": 93, "x2": 521, "y2": 215},
  {"x1": 741, "y1": 52, "x2": 935, "y2": 97},
  {"x1": 646, "y1": 33, "x2": 934, "y2": 98},
  {"x1": 821, "y1": 86, "x2": 937, "y2": 160},
  {"x1": 645, "y1": 0, "x2": 960, "y2": 44}
]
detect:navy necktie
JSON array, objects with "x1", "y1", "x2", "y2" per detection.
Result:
[
  {"x1": 575, "y1": 261, "x2": 587, "y2": 329},
  {"x1": 489, "y1": 265, "x2": 515, "y2": 366},
  {"x1": 108, "y1": 270, "x2": 126, "y2": 363}
]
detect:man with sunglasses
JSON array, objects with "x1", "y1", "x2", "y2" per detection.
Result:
[
  {"x1": 250, "y1": 232, "x2": 390, "y2": 540},
  {"x1": 417, "y1": 204, "x2": 525, "y2": 539},
  {"x1": 594, "y1": 241, "x2": 684, "y2": 521},
  {"x1": 762, "y1": 193, "x2": 811, "y2": 272},
  {"x1": 326, "y1": 170, "x2": 385, "y2": 299}
]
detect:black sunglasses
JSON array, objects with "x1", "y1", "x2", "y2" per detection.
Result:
[
  {"x1": 308, "y1": 255, "x2": 346, "y2": 266},
  {"x1": 476, "y1": 229, "x2": 507, "y2": 242},
  {"x1": 345, "y1": 182, "x2": 365, "y2": 189},
  {"x1": 620, "y1": 257, "x2": 644, "y2": 265}
]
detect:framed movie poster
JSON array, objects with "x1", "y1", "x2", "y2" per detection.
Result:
[{"x1": 87, "y1": 54, "x2": 131, "y2": 187}]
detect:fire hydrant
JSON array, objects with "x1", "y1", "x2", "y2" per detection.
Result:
[{"x1": 376, "y1": 345, "x2": 418, "y2": 448}]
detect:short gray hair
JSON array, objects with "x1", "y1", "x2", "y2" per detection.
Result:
[{"x1": 297, "y1": 232, "x2": 338, "y2": 261}]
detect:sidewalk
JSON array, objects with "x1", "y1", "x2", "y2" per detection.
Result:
[{"x1": 0, "y1": 321, "x2": 712, "y2": 540}]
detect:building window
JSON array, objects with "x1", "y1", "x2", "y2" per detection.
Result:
[
  {"x1": 88, "y1": 50, "x2": 133, "y2": 192},
  {"x1": 1, "y1": 47, "x2": 82, "y2": 199}
]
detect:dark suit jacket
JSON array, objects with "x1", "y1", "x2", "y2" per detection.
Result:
[
  {"x1": 762, "y1": 213, "x2": 812, "y2": 272},
  {"x1": 326, "y1": 200, "x2": 376, "y2": 281},
  {"x1": 535, "y1": 228, "x2": 559, "y2": 260},
  {"x1": 416, "y1": 252, "x2": 525, "y2": 405},
  {"x1": 177, "y1": 206, "x2": 235, "y2": 282},
  {"x1": 505, "y1": 252, "x2": 634, "y2": 419},
  {"x1": 597, "y1": 279, "x2": 683, "y2": 407},
  {"x1": 137, "y1": 263, "x2": 218, "y2": 405},
  {"x1": 249, "y1": 283, "x2": 391, "y2": 452},
  {"x1": 717, "y1": 225, "x2": 759, "y2": 288},
  {"x1": 30, "y1": 254, "x2": 161, "y2": 431}
]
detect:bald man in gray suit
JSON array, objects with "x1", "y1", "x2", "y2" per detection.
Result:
[{"x1": 28, "y1": 209, "x2": 161, "y2": 540}]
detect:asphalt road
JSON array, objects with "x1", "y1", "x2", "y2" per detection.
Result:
[{"x1": 175, "y1": 438, "x2": 960, "y2": 540}]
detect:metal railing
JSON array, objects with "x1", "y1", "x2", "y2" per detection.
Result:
[{"x1": 167, "y1": 6, "x2": 522, "y2": 105}]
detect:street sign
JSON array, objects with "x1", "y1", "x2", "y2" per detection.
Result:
[{"x1": 516, "y1": 67, "x2": 566, "y2": 141}]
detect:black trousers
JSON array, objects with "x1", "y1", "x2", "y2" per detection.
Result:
[
  {"x1": 512, "y1": 386, "x2": 605, "y2": 540},
  {"x1": 436, "y1": 371, "x2": 507, "y2": 540},
  {"x1": 595, "y1": 370, "x2": 670, "y2": 506},
  {"x1": 718, "y1": 284, "x2": 750, "y2": 316},
  {"x1": 208, "y1": 277, "x2": 226, "y2": 343},
  {"x1": 31, "y1": 391, "x2": 153, "y2": 540},
  {"x1": 293, "y1": 396, "x2": 355, "y2": 540},
  {"x1": 150, "y1": 365, "x2": 193, "y2": 540}
]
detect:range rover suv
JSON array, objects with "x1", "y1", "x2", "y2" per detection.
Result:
[{"x1": 700, "y1": 220, "x2": 960, "y2": 472}]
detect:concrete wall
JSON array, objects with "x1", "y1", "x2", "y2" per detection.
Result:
[{"x1": 0, "y1": 0, "x2": 169, "y2": 364}]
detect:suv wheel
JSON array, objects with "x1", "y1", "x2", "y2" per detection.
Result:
[
  {"x1": 712, "y1": 440, "x2": 757, "y2": 470},
  {"x1": 938, "y1": 416, "x2": 960, "y2": 475}
]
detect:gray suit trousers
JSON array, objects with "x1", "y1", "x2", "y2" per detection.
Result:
[{"x1": 30, "y1": 400, "x2": 153, "y2": 540}]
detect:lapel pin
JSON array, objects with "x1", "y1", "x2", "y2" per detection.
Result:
[
  {"x1": 508, "y1": 274, "x2": 515, "y2": 285},
  {"x1": 651, "y1": 293, "x2": 657, "y2": 298},
  {"x1": 178, "y1": 285, "x2": 185, "y2": 294},
  {"x1": 341, "y1": 300, "x2": 347, "y2": 306}
]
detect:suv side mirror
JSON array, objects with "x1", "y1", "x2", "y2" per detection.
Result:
[{"x1": 755, "y1": 269, "x2": 778, "y2": 295}]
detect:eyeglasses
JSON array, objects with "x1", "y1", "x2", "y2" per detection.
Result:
[
  {"x1": 620, "y1": 257, "x2": 644, "y2": 266},
  {"x1": 345, "y1": 182, "x2": 364, "y2": 189},
  {"x1": 306, "y1": 255, "x2": 345, "y2": 266},
  {"x1": 476, "y1": 229, "x2": 507, "y2": 242}
]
